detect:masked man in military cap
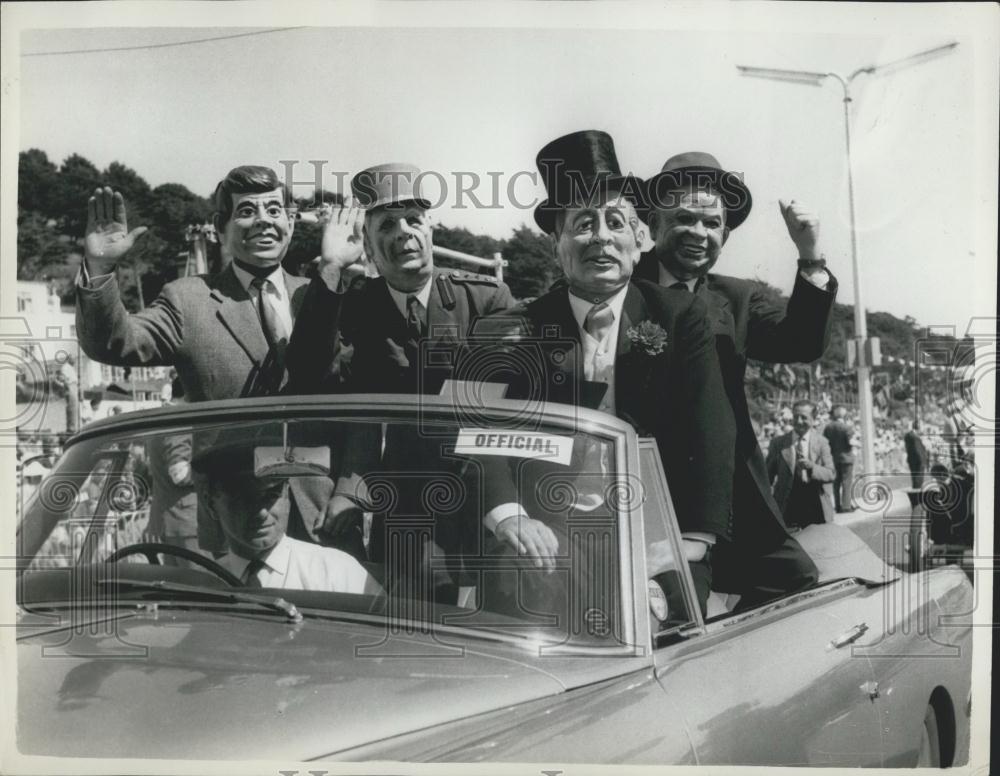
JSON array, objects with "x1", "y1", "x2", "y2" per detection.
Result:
[
  {"x1": 471, "y1": 131, "x2": 736, "y2": 615},
  {"x1": 635, "y1": 152, "x2": 835, "y2": 610},
  {"x1": 286, "y1": 164, "x2": 515, "y2": 594}
]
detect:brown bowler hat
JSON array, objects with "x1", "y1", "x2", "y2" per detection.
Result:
[
  {"x1": 642, "y1": 151, "x2": 752, "y2": 229},
  {"x1": 350, "y1": 163, "x2": 432, "y2": 211},
  {"x1": 533, "y1": 130, "x2": 645, "y2": 234}
]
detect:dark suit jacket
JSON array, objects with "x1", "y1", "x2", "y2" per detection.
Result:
[
  {"x1": 285, "y1": 268, "x2": 514, "y2": 553},
  {"x1": 146, "y1": 432, "x2": 196, "y2": 538},
  {"x1": 823, "y1": 420, "x2": 855, "y2": 464},
  {"x1": 474, "y1": 280, "x2": 736, "y2": 540},
  {"x1": 76, "y1": 264, "x2": 309, "y2": 401},
  {"x1": 635, "y1": 254, "x2": 837, "y2": 549},
  {"x1": 77, "y1": 263, "x2": 318, "y2": 549},
  {"x1": 287, "y1": 268, "x2": 514, "y2": 395},
  {"x1": 766, "y1": 431, "x2": 836, "y2": 524},
  {"x1": 904, "y1": 430, "x2": 928, "y2": 471}
]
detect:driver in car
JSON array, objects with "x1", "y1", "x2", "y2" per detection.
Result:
[{"x1": 193, "y1": 442, "x2": 383, "y2": 594}]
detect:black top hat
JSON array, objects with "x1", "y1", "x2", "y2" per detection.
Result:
[
  {"x1": 642, "y1": 151, "x2": 752, "y2": 229},
  {"x1": 533, "y1": 130, "x2": 645, "y2": 234}
]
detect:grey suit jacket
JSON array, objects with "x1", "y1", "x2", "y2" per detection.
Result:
[
  {"x1": 76, "y1": 263, "x2": 309, "y2": 402},
  {"x1": 766, "y1": 431, "x2": 836, "y2": 523},
  {"x1": 76, "y1": 263, "x2": 325, "y2": 546}
]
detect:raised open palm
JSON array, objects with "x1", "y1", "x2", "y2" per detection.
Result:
[{"x1": 85, "y1": 187, "x2": 148, "y2": 274}]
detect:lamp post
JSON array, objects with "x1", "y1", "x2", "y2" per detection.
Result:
[{"x1": 736, "y1": 42, "x2": 958, "y2": 477}]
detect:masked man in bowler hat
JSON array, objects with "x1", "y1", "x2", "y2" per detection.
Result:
[
  {"x1": 472, "y1": 131, "x2": 736, "y2": 616},
  {"x1": 635, "y1": 151, "x2": 835, "y2": 609}
]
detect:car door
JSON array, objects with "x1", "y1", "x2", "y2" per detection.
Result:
[{"x1": 637, "y1": 441, "x2": 884, "y2": 767}]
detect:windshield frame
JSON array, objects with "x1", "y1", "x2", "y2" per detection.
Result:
[{"x1": 18, "y1": 393, "x2": 649, "y2": 656}]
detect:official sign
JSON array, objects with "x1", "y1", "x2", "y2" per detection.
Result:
[{"x1": 455, "y1": 429, "x2": 574, "y2": 465}]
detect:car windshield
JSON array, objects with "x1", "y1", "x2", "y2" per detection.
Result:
[{"x1": 17, "y1": 402, "x2": 634, "y2": 649}]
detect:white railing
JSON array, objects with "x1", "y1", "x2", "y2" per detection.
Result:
[{"x1": 433, "y1": 247, "x2": 507, "y2": 282}]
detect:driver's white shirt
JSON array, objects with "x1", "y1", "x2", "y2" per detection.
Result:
[{"x1": 220, "y1": 535, "x2": 381, "y2": 594}]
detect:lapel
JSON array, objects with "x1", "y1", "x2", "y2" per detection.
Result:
[
  {"x1": 698, "y1": 276, "x2": 735, "y2": 336},
  {"x1": 614, "y1": 283, "x2": 658, "y2": 428},
  {"x1": 531, "y1": 288, "x2": 583, "y2": 401},
  {"x1": 427, "y1": 270, "x2": 461, "y2": 343},
  {"x1": 370, "y1": 276, "x2": 406, "y2": 336},
  {"x1": 210, "y1": 264, "x2": 268, "y2": 365},
  {"x1": 285, "y1": 270, "x2": 308, "y2": 318},
  {"x1": 782, "y1": 433, "x2": 797, "y2": 473},
  {"x1": 809, "y1": 433, "x2": 823, "y2": 463}
]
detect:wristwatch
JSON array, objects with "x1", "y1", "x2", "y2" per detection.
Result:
[{"x1": 797, "y1": 256, "x2": 827, "y2": 271}]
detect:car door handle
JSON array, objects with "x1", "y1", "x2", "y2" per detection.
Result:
[{"x1": 829, "y1": 622, "x2": 869, "y2": 649}]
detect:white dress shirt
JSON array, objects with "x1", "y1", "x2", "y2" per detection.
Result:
[
  {"x1": 385, "y1": 277, "x2": 432, "y2": 321},
  {"x1": 231, "y1": 262, "x2": 294, "y2": 339},
  {"x1": 566, "y1": 285, "x2": 629, "y2": 414},
  {"x1": 219, "y1": 535, "x2": 382, "y2": 594}
]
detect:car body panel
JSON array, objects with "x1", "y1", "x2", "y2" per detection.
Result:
[
  {"x1": 14, "y1": 395, "x2": 976, "y2": 765},
  {"x1": 17, "y1": 607, "x2": 573, "y2": 760},
  {"x1": 654, "y1": 583, "x2": 883, "y2": 766}
]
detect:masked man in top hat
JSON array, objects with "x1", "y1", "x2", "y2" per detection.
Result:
[
  {"x1": 286, "y1": 164, "x2": 515, "y2": 590},
  {"x1": 635, "y1": 152, "x2": 835, "y2": 609},
  {"x1": 472, "y1": 131, "x2": 736, "y2": 615}
]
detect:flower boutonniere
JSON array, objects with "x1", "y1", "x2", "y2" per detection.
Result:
[{"x1": 626, "y1": 321, "x2": 669, "y2": 356}]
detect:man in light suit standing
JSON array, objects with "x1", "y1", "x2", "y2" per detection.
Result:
[{"x1": 767, "y1": 400, "x2": 836, "y2": 527}]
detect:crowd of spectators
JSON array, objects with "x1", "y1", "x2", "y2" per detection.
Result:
[{"x1": 755, "y1": 395, "x2": 966, "y2": 477}]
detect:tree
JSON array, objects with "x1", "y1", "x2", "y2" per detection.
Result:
[
  {"x1": 432, "y1": 224, "x2": 503, "y2": 271},
  {"x1": 18, "y1": 149, "x2": 59, "y2": 215},
  {"x1": 503, "y1": 224, "x2": 557, "y2": 300},
  {"x1": 53, "y1": 154, "x2": 103, "y2": 236},
  {"x1": 16, "y1": 211, "x2": 76, "y2": 295}
]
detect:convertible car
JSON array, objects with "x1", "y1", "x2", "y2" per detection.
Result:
[{"x1": 14, "y1": 395, "x2": 973, "y2": 766}]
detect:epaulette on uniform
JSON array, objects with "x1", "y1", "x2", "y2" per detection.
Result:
[{"x1": 444, "y1": 269, "x2": 500, "y2": 285}]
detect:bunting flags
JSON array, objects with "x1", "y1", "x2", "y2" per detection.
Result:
[{"x1": 883, "y1": 354, "x2": 961, "y2": 372}]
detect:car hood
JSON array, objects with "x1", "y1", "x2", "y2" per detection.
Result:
[{"x1": 16, "y1": 606, "x2": 568, "y2": 760}]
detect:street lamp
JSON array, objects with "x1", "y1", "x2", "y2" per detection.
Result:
[{"x1": 737, "y1": 42, "x2": 958, "y2": 477}]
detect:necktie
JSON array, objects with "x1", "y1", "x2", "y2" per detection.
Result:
[
  {"x1": 404, "y1": 295, "x2": 425, "y2": 368},
  {"x1": 584, "y1": 302, "x2": 615, "y2": 343},
  {"x1": 669, "y1": 281, "x2": 689, "y2": 291},
  {"x1": 250, "y1": 277, "x2": 288, "y2": 392},
  {"x1": 796, "y1": 435, "x2": 809, "y2": 482},
  {"x1": 242, "y1": 557, "x2": 266, "y2": 588},
  {"x1": 406, "y1": 295, "x2": 425, "y2": 339},
  {"x1": 250, "y1": 277, "x2": 286, "y2": 347}
]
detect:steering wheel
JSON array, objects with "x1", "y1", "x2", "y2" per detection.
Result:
[{"x1": 105, "y1": 542, "x2": 243, "y2": 587}]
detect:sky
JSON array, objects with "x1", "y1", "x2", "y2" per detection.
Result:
[{"x1": 5, "y1": 2, "x2": 998, "y2": 331}]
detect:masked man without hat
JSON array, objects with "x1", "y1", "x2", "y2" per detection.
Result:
[
  {"x1": 635, "y1": 152, "x2": 832, "y2": 609},
  {"x1": 76, "y1": 168, "x2": 334, "y2": 553},
  {"x1": 286, "y1": 164, "x2": 515, "y2": 597},
  {"x1": 77, "y1": 168, "x2": 309, "y2": 400},
  {"x1": 473, "y1": 131, "x2": 736, "y2": 615}
]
